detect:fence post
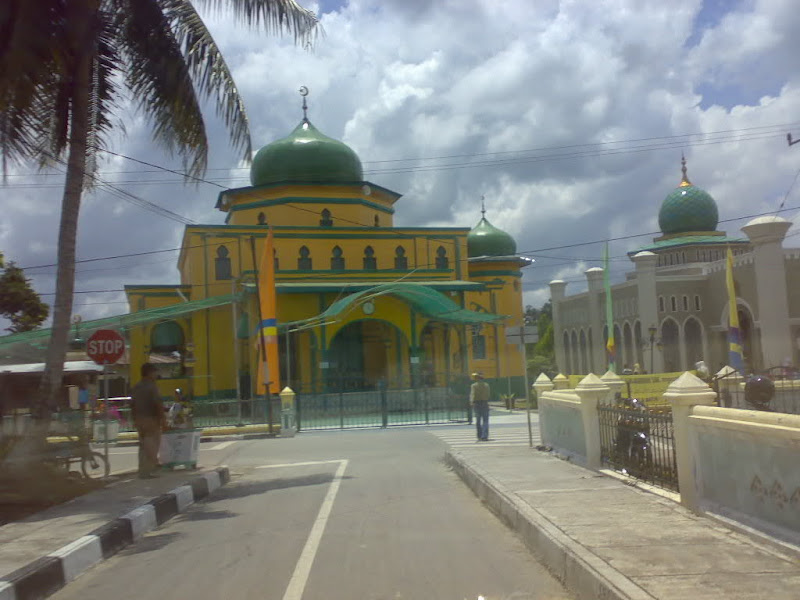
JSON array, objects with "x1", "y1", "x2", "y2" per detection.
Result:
[
  {"x1": 575, "y1": 374, "x2": 610, "y2": 469},
  {"x1": 552, "y1": 373, "x2": 569, "y2": 390},
  {"x1": 714, "y1": 365, "x2": 742, "y2": 408},
  {"x1": 600, "y1": 370, "x2": 625, "y2": 403},
  {"x1": 664, "y1": 372, "x2": 717, "y2": 511},
  {"x1": 532, "y1": 373, "x2": 554, "y2": 447}
]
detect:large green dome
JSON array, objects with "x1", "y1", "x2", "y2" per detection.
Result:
[
  {"x1": 250, "y1": 119, "x2": 363, "y2": 186},
  {"x1": 467, "y1": 217, "x2": 517, "y2": 257},
  {"x1": 658, "y1": 160, "x2": 718, "y2": 234}
]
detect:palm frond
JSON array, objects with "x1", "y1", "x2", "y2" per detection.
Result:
[
  {"x1": 194, "y1": 0, "x2": 320, "y2": 44},
  {"x1": 116, "y1": 0, "x2": 209, "y2": 177},
  {"x1": 160, "y1": 0, "x2": 251, "y2": 162}
]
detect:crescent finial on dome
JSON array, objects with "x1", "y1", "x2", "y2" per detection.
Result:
[{"x1": 680, "y1": 153, "x2": 692, "y2": 187}]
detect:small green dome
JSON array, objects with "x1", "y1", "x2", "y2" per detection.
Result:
[
  {"x1": 658, "y1": 159, "x2": 718, "y2": 234},
  {"x1": 250, "y1": 119, "x2": 363, "y2": 186},
  {"x1": 467, "y1": 217, "x2": 517, "y2": 257}
]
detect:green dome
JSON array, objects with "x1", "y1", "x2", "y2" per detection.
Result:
[
  {"x1": 467, "y1": 217, "x2": 517, "y2": 257},
  {"x1": 658, "y1": 159, "x2": 718, "y2": 234},
  {"x1": 250, "y1": 119, "x2": 363, "y2": 186}
]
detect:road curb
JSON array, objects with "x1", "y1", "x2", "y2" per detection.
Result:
[
  {"x1": 0, "y1": 467, "x2": 231, "y2": 600},
  {"x1": 103, "y1": 432, "x2": 275, "y2": 448},
  {"x1": 444, "y1": 451, "x2": 654, "y2": 600}
]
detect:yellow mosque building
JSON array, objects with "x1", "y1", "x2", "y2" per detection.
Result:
[{"x1": 123, "y1": 108, "x2": 532, "y2": 403}]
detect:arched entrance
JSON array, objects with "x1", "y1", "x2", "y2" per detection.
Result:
[
  {"x1": 738, "y1": 306, "x2": 758, "y2": 371},
  {"x1": 623, "y1": 323, "x2": 634, "y2": 370},
  {"x1": 684, "y1": 318, "x2": 703, "y2": 368},
  {"x1": 329, "y1": 319, "x2": 410, "y2": 390},
  {"x1": 661, "y1": 319, "x2": 680, "y2": 373}
]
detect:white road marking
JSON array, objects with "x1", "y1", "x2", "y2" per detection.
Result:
[
  {"x1": 430, "y1": 426, "x2": 539, "y2": 449},
  {"x1": 256, "y1": 460, "x2": 344, "y2": 469},
  {"x1": 282, "y1": 459, "x2": 349, "y2": 600},
  {"x1": 209, "y1": 441, "x2": 236, "y2": 450}
]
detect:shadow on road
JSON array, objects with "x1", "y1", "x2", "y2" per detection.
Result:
[
  {"x1": 207, "y1": 472, "x2": 353, "y2": 502},
  {"x1": 120, "y1": 532, "x2": 182, "y2": 555},
  {"x1": 175, "y1": 509, "x2": 238, "y2": 522}
]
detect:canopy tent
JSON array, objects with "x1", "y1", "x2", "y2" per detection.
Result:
[
  {"x1": 0, "y1": 293, "x2": 242, "y2": 351},
  {"x1": 318, "y1": 282, "x2": 505, "y2": 325}
]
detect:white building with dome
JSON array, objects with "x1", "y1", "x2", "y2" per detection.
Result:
[{"x1": 550, "y1": 160, "x2": 800, "y2": 375}]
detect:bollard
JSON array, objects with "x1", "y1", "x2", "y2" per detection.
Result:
[{"x1": 279, "y1": 387, "x2": 297, "y2": 437}]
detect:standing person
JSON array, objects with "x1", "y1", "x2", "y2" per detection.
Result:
[
  {"x1": 470, "y1": 372, "x2": 491, "y2": 441},
  {"x1": 130, "y1": 363, "x2": 166, "y2": 479}
]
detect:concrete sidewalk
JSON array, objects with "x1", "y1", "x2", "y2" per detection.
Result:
[
  {"x1": 446, "y1": 445, "x2": 800, "y2": 600},
  {"x1": 0, "y1": 467, "x2": 230, "y2": 600}
]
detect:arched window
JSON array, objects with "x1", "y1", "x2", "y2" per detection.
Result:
[
  {"x1": 694, "y1": 295, "x2": 702, "y2": 311},
  {"x1": 374, "y1": 215, "x2": 380, "y2": 227},
  {"x1": 257, "y1": 212, "x2": 266, "y2": 225},
  {"x1": 363, "y1": 246, "x2": 377, "y2": 270},
  {"x1": 298, "y1": 246, "x2": 312, "y2": 270},
  {"x1": 670, "y1": 296, "x2": 677, "y2": 312},
  {"x1": 331, "y1": 246, "x2": 345, "y2": 270},
  {"x1": 435, "y1": 246, "x2": 449, "y2": 269},
  {"x1": 658, "y1": 296, "x2": 665, "y2": 312},
  {"x1": 215, "y1": 245, "x2": 232, "y2": 280},
  {"x1": 394, "y1": 246, "x2": 408, "y2": 270},
  {"x1": 320, "y1": 209, "x2": 333, "y2": 227},
  {"x1": 682, "y1": 295, "x2": 689, "y2": 311}
]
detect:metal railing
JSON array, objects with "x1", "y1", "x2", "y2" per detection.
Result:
[
  {"x1": 296, "y1": 386, "x2": 470, "y2": 430},
  {"x1": 714, "y1": 366, "x2": 800, "y2": 414},
  {"x1": 597, "y1": 399, "x2": 679, "y2": 492}
]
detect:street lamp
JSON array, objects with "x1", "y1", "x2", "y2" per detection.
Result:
[{"x1": 648, "y1": 324, "x2": 658, "y2": 375}]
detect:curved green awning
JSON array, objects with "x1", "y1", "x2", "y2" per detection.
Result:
[{"x1": 319, "y1": 282, "x2": 505, "y2": 325}]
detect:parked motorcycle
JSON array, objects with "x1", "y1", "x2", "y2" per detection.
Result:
[{"x1": 614, "y1": 397, "x2": 652, "y2": 472}]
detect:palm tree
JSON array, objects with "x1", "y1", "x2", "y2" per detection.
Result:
[{"x1": 0, "y1": 0, "x2": 318, "y2": 429}]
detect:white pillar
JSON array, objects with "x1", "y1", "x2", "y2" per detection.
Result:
[
  {"x1": 532, "y1": 373, "x2": 554, "y2": 446},
  {"x1": 600, "y1": 369, "x2": 625, "y2": 403},
  {"x1": 664, "y1": 372, "x2": 717, "y2": 511},
  {"x1": 552, "y1": 373, "x2": 569, "y2": 390},
  {"x1": 585, "y1": 268, "x2": 605, "y2": 373},
  {"x1": 574, "y1": 373, "x2": 609, "y2": 470},
  {"x1": 549, "y1": 280, "x2": 568, "y2": 374},
  {"x1": 632, "y1": 251, "x2": 663, "y2": 373},
  {"x1": 741, "y1": 216, "x2": 793, "y2": 368},
  {"x1": 714, "y1": 365, "x2": 743, "y2": 409}
]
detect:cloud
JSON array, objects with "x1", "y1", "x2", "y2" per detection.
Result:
[{"x1": 2, "y1": 0, "x2": 799, "y2": 338}]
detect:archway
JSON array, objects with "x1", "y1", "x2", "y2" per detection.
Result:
[
  {"x1": 571, "y1": 331, "x2": 579, "y2": 375},
  {"x1": 623, "y1": 322, "x2": 634, "y2": 371},
  {"x1": 563, "y1": 331, "x2": 571, "y2": 374},
  {"x1": 579, "y1": 330, "x2": 588, "y2": 375},
  {"x1": 329, "y1": 320, "x2": 410, "y2": 390},
  {"x1": 738, "y1": 306, "x2": 757, "y2": 371},
  {"x1": 634, "y1": 321, "x2": 644, "y2": 369},
  {"x1": 684, "y1": 318, "x2": 703, "y2": 368},
  {"x1": 661, "y1": 319, "x2": 680, "y2": 373}
]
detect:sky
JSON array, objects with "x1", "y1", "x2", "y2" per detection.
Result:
[{"x1": 2, "y1": 0, "x2": 800, "y2": 337}]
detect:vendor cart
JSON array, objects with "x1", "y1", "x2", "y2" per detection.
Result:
[{"x1": 159, "y1": 428, "x2": 202, "y2": 470}]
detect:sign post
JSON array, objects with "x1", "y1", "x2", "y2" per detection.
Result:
[
  {"x1": 505, "y1": 325, "x2": 538, "y2": 448},
  {"x1": 86, "y1": 329, "x2": 125, "y2": 474}
]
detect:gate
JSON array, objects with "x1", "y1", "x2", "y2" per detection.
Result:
[
  {"x1": 296, "y1": 386, "x2": 470, "y2": 430},
  {"x1": 597, "y1": 399, "x2": 679, "y2": 492}
]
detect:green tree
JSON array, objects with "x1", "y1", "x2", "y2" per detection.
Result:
[
  {"x1": 0, "y1": 257, "x2": 49, "y2": 333},
  {"x1": 0, "y1": 0, "x2": 318, "y2": 421}
]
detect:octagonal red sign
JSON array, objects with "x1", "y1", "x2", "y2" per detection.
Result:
[{"x1": 86, "y1": 329, "x2": 125, "y2": 365}]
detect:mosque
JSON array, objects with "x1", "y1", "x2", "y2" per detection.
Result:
[
  {"x1": 550, "y1": 158, "x2": 800, "y2": 376},
  {"x1": 123, "y1": 103, "x2": 532, "y2": 401}
]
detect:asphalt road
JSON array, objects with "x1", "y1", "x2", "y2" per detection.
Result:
[
  {"x1": 98, "y1": 439, "x2": 241, "y2": 475},
  {"x1": 54, "y1": 418, "x2": 571, "y2": 600}
]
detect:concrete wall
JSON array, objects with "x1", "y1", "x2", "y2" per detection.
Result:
[
  {"x1": 689, "y1": 405, "x2": 800, "y2": 537},
  {"x1": 538, "y1": 391, "x2": 587, "y2": 463}
]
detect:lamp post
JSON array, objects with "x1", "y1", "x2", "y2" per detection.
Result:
[{"x1": 648, "y1": 324, "x2": 658, "y2": 375}]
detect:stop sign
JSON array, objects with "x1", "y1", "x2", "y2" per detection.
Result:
[{"x1": 86, "y1": 329, "x2": 125, "y2": 365}]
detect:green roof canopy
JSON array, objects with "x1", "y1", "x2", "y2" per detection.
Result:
[
  {"x1": 318, "y1": 282, "x2": 504, "y2": 325},
  {"x1": 0, "y1": 293, "x2": 241, "y2": 349}
]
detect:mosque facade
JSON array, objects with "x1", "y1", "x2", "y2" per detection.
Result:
[
  {"x1": 124, "y1": 111, "x2": 532, "y2": 400},
  {"x1": 550, "y1": 159, "x2": 800, "y2": 376}
]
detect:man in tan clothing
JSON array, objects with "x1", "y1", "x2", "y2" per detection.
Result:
[
  {"x1": 470, "y1": 372, "x2": 491, "y2": 441},
  {"x1": 130, "y1": 363, "x2": 166, "y2": 478}
]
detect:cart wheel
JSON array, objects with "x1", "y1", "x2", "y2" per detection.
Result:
[{"x1": 81, "y1": 451, "x2": 110, "y2": 479}]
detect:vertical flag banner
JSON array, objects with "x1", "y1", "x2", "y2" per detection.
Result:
[
  {"x1": 256, "y1": 229, "x2": 281, "y2": 395},
  {"x1": 726, "y1": 247, "x2": 745, "y2": 374},
  {"x1": 604, "y1": 243, "x2": 616, "y2": 372}
]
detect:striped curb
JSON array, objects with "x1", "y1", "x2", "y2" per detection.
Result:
[{"x1": 0, "y1": 467, "x2": 230, "y2": 600}]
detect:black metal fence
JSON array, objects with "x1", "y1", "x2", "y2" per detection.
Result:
[
  {"x1": 714, "y1": 366, "x2": 800, "y2": 415},
  {"x1": 296, "y1": 386, "x2": 470, "y2": 430},
  {"x1": 597, "y1": 400, "x2": 679, "y2": 492}
]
